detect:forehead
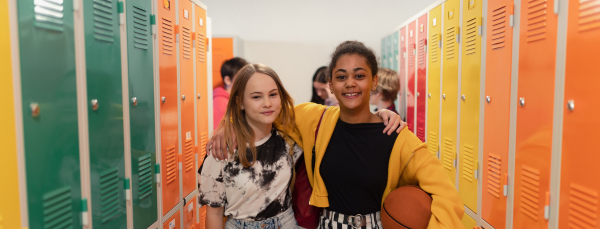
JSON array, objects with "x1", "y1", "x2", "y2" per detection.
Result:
[
  {"x1": 245, "y1": 72, "x2": 278, "y2": 93},
  {"x1": 334, "y1": 54, "x2": 371, "y2": 72}
]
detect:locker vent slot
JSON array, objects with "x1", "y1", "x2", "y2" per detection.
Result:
[
  {"x1": 137, "y1": 153, "x2": 153, "y2": 200},
  {"x1": 161, "y1": 18, "x2": 174, "y2": 55},
  {"x1": 199, "y1": 132, "x2": 208, "y2": 161},
  {"x1": 445, "y1": 27, "x2": 456, "y2": 59},
  {"x1": 417, "y1": 126, "x2": 425, "y2": 141},
  {"x1": 93, "y1": 0, "x2": 115, "y2": 43},
  {"x1": 99, "y1": 167, "x2": 122, "y2": 223},
  {"x1": 197, "y1": 33, "x2": 206, "y2": 62},
  {"x1": 465, "y1": 17, "x2": 478, "y2": 55},
  {"x1": 487, "y1": 153, "x2": 502, "y2": 198},
  {"x1": 408, "y1": 43, "x2": 415, "y2": 69},
  {"x1": 520, "y1": 165, "x2": 540, "y2": 221},
  {"x1": 418, "y1": 39, "x2": 426, "y2": 66},
  {"x1": 491, "y1": 5, "x2": 507, "y2": 50},
  {"x1": 182, "y1": 26, "x2": 192, "y2": 59},
  {"x1": 43, "y1": 186, "x2": 73, "y2": 229},
  {"x1": 185, "y1": 139, "x2": 194, "y2": 172},
  {"x1": 461, "y1": 144, "x2": 475, "y2": 182},
  {"x1": 442, "y1": 138, "x2": 454, "y2": 171},
  {"x1": 568, "y1": 183, "x2": 598, "y2": 228},
  {"x1": 578, "y1": 0, "x2": 600, "y2": 32},
  {"x1": 34, "y1": 0, "x2": 65, "y2": 32},
  {"x1": 132, "y1": 5, "x2": 149, "y2": 50},
  {"x1": 166, "y1": 145, "x2": 177, "y2": 184},
  {"x1": 430, "y1": 33, "x2": 439, "y2": 63},
  {"x1": 526, "y1": 0, "x2": 548, "y2": 42},
  {"x1": 427, "y1": 131, "x2": 438, "y2": 156}
]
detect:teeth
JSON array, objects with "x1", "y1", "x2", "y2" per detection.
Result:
[{"x1": 344, "y1": 93, "x2": 359, "y2": 96}]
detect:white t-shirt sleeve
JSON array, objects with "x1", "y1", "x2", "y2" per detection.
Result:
[{"x1": 199, "y1": 156, "x2": 227, "y2": 207}]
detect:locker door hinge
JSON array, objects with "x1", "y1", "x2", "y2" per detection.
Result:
[
  {"x1": 175, "y1": 25, "x2": 180, "y2": 42},
  {"x1": 509, "y1": 4, "x2": 515, "y2": 28},
  {"x1": 155, "y1": 164, "x2": 161, "y2": 183},
  {"x1": 124, "y1": 178, "x2": 131, "y2": 201},
  {"x1": 553, "y1": 0, "x2": 559, "y2": 14},
  {"x1": 456, "y1": 33, "x2": 460, "y2": 43},
  {"x1": 544, "y1": 192, "x2": 551, "y2": 220},
  {"x1": 454, "y1": 159, "x2": 457, "y2": 168},
  {"x1": 150, "y1": 14, "x2": 157, "y2": 35},
  {"x1": 478, "y1": 26, "x2": 482, "y2": 36},
  {"x1": 437, "y1": 150, "x2": 441, "y2": 159},
  {"x1": 503, "y1": 173, "x2": 508, "y2": 196},
  {"x1": 474, "y1": 163, "x2": 478, "y2": 179},
  {"x1": 118, "y1": 1, "x2": 124, "y2": 25},
  {"x1": 81, "y1": 198, "x2": 89, "y2": 226},
  {"x1": 73, "y1": 0, "x2": 80, "y2": 11}
]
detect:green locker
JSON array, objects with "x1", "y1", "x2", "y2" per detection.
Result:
[
  {"x1": 82, "y1": 0, "x2": 126, "y2": 227},
  {"x1": 126, "y1": 0, "x2": 158, "y2": 228},
  {"x1": 17, "y1": 0, "x2": 82, "y2": 228}
]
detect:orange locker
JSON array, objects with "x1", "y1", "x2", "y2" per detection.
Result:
[
  {"x1": 441, "y1": 0, "x2": 460, "y2": 185},
  {"x1": 194, "y1": 2, "x2": 209, "y2": 173},
  {"x1": 157, "y1": 0, "x2": 180, "y2": 214},
  {"x1": 459, "y1": 0, "x2": 483, "y2": 213},
  {"x1": 179, "y1": 0, "x2": 196, "y2": 198},
  {"x1": 482, "y1": 0, "x2": 514, "y2": 227},
  {"x1": 211, "y1": 38, "x2": 234, "y2": 89},
  {"x1": 559, "y1": 0, "x2": 600, "y2": 228},
  {"x1": 198, "y1": 205, "x2": 207, "y2": 229},
  {"x1": 184, "y1": 196, "x2": 198, "y2": 229},
  {"x1": 427, "y1": 5, "x2": 442, "y2": 159},
  {"x1": 163, "y1": 210, "x2": 181, "y2": 229},
  {"x1": 513, "y1": 0, "x2": 558, "y2": 227},
  {"x1": 399, "y1": 26, "x2": 407, "y2": 120},
  {"x1": 407, "y1": 21, "x2": 416, "y2": 133},
  {"x1": 416, "y1": 14, "x2": 427, "y2": 142}
]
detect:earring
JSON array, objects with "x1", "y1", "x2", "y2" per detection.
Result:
[{"x1": 330, "y1": 90, "x2": 334, "y2": 94}]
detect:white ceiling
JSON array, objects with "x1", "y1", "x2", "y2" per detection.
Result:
[{"x1": 201, "y1": 0, "x2": 439, "y2": 46}]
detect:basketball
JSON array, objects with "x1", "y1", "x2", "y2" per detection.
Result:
[{"x1": 381, "y1": 185, "x2": 432, "y2": 229}]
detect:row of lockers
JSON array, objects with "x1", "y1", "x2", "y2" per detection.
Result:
[
  {"x1": 381, "y1": 0, "x2": 599, "y2": 228},
  {"x1": 1, "y1": 0, "x2": 211, "y2": 228}
]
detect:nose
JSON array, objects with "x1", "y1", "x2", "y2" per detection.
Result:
[
  {"x1": 345, "y1": 78, "x2": 357, "y2": 88},
  {"x1": 263, "y1": 97, "x2": 272, "y2": 108}
]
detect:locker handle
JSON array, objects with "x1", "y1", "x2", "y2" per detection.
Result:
[
  {"x1": 82, "y1": 198, "x2": 89, "y2": 226},
  {"x1": 567, "y1": 100, "x2": 575, "y2": 111},
  {"x1": 91, "y1": 99, "x2": 99, "y2": 111},
  {"x1": 124, "y1": 178, "x2": 131, "y2": 201},
  {"x1": 486, "y1": 96, "x2": 491, "y2": 103},
  {"x1": 544, "y1": 192, "x2": 550, "y2": 220},
  {"x1": 131, "y1": 97, "x2": 138, "y2": 106},
  {"x1": 519, "y1": 97, "x2": 525, "y2": 107},
  {"x1": 503, "y1": 173, "x2": 508, "y2": 196},
  {"x1": 30, "y1": 102, "x2": 40, "y2": 117},
  {"x1": 461, "y1": 95, "x2": 466, "y2": 101},
  {"x1": 161, "y1": 96, "x2": 166, "y2": 104}
]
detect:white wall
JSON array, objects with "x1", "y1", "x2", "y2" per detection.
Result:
[{"x1": 203, "y1": 0, "x2": 438, "y2": 103}]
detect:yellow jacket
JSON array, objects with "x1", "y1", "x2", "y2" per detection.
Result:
[{"x1": 288, "y1": 103, "x2": 464, "y2": 229}]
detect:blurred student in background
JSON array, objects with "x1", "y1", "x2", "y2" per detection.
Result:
[
  {"x1": 213, "y1": 57, "x2": 248, "y2": 129},
  {"x1": 311, "y1": 66, "x2": 338, "y2": 106},
  {"x1": 369, "y1": 68, "x2": 400, "y2": 114}
]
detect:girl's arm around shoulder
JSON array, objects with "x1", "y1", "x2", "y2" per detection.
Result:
[{"x1": 403, "y1": 146, "x2": 464, "y2": 229}]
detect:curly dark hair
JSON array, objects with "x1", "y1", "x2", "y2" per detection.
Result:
[{"x1": 327, "y1": 41, "x2": 379, "y2": 81}]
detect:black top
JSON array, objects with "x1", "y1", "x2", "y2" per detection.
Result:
[{"x1": 320, "y1": 119, "x2": 399, "y2": 215}]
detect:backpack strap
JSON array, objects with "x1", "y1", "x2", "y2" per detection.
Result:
[{"x1": 311, "y1": 107, "x2": 328, "y2": 172}]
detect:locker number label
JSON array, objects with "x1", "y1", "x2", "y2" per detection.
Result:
[
  {"x1": 169, "y1": 219, "x2": 176, "y2": 229},
  {"x1": 420, "y1": 24, "x2": 424, "y2": 32},
  {"x1": 189, "y1": 202, "x2": 194, "y2": 211},
  {"x1": 184, "y1": 10, "x2": 189, "y2": 19},
  {"x1": 433, "y1": 18, "x2": 437, "y2": 26},
  {"x1": 186, "y1": 131, "x2": 192, "y2": 140},
  {"x1": 448, "y1": 10, "x2": 454, "y2": 19},
  {"x1": 199, "y1": 18, "x2": 204, "y2": 26},
  {"x1": 410, "y1": 30, "x2": 413, "y2": 37}
]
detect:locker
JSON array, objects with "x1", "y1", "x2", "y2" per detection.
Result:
[
  {"x1": 459, "y1": 0, "x2": 483, "y2": 213},
  {"x1": 211, "y1": 38, "x2": 234, "y2": 89},
  {"x1": 559, "y1": 0, "x2": 600, "y2": 228},
  {"x1": 126, "y1": 0, "x2": 159, "y2": 228},
  {"x1": 462, "y1": 214, "x2": 477, "y2": 229},
  {"x1": 416, "y1": 13, "x2": 428, "y2": 142},
  {"x1": 381, "y1": 36, "x2": 389, "y2": 69},
  {"x1": 163, "y1": 211, "x2": 181, "y2": 229},
  {"x1": 1, "y1": 1, "x2": 21, "y2": 227},
  {"x1": 17, "y1": 0, "x2": 83, "y2": 228},
  {"x1": 392, "y1": 31, "x2": 399, "y2": 71},
  {"x1": 441, "y1": 0, "x2": 460, "y2": 185},
  {"x1": 513, "y1": 0, "x2": 558, "y2": 227},
  {"x1": 482, "y1": 0, "x2": 514, "y2": 227},
  {"x1": 407, "y1": 21, "x2": 416, "y2": 134},
  {"x1": 183, "y1": 196, "x2": 198, "y2": 229},
  {"x1": 194, "y1": 2, "x2": 209, "y2": 177},
  {"x1": 427, "y1": 5, "x2": 442, "y2": 158},
  {"x1": 180, "y1": 0, "x2": 196, "y2": 198},
  {"x1": 157, "y1": 0, "x2": 181, "y2": 214},
  {"x1": 82, "y1": 0, "x2": 127, "y2": 227},
  {"x1": 399, "y1": 27, "x2": 407, "y2": 122}
]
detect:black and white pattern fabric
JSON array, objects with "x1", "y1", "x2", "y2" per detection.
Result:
[
  {"x1": 319, "y1": 209, "x2": 382, "y2": 229},
  {"x1": 199, "y1": 129, "x2": 303, "y2": 221}
]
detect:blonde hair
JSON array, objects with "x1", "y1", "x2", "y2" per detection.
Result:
[
  {"x1": 219, "y1": 64, "x2": 297, "y2": 167},
  {"x1": 374, "y1": 68, "x2": 400, "y2": 102}
]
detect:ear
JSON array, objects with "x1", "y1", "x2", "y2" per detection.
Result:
[
  {"x1": 224, "y1": 76, "x2": 232, "y2": 86},
  {"x1": 372, "y1": 74, "x2": 379, "y2": 91},
  {"x1": 328, "y1": 82, "x2": 333, "y2": 94}
]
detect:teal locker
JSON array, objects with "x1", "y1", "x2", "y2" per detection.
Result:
[
  {"x1": 126, "y1": 0, "x2": 158, "y2": 228},
  {"x1": 17, "y1": 0, "x2": 82, "y2": 228},
  {"x1": 392, "y1": 31, "x2": 399, "y2": 71},
  {"x1": 381, "y1": 37, "x2": 387, "y2": 68},
  {"x1": 83, "y1": 0, "x2": 126, "y2": 227}
]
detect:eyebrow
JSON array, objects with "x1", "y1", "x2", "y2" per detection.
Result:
[
  {"x1": 249, "y1": 89, "x2": 278, "y2": 95},
  {"x1": 334, "y1": 68, "x2": 366, "y2": 73}
]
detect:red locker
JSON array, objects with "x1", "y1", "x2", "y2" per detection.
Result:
[
  {"x1": 416, "y1": 14, "x2": 428, "y2": 142},
  {"x1": 482, "y1": 1, "x2": 514, "y2": 228},
  {"x1": 407, "y1": 21, "x2": 416, "y2": 133},
  {"x1": 399, "y1": 27, "x2": 407, "y2": 120},
  {"x1": 559, "y1": 0, "x2": 600, "y2": 228},
  {"x1": 158, "y1": 0, "x2": 180, "y2": 214},
  {"x1": 513, "y1": 0, "x2": 558, "y2": 227}
]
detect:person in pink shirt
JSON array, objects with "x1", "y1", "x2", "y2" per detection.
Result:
[{"x1": 213, "y1": 57, "x2": 248, "y2": 130}]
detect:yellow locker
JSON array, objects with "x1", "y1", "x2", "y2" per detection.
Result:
[
  {"x1": 462, "y1": 214, "x2": 477, "y2": 229},
  {"x1": 0, "y1": 0, "x2": 22, "y2": 228},
  {"x1": 459, "y1": 0, "x2": 482, "y2": 213},
  {"x1": 441, "y1": 0, "x2": 460, "y2": 185},
  {"x1": 427, "y1": 5, "x2": 442, "y2": 159}
]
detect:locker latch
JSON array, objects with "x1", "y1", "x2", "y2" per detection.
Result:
[
  {"x1": 81, "y1": 198, "x2": 89, "y2": 226},
  {"x1": 155, "y1": 164, "x2": 161, "y2": 183},
  {"x1": 474, "y1": 163, "x2": 478, "y2": 180},
  {"x1": 118, "y1": 1, "x2": 124, "y2": 25},
  {"x1": 150, "y1": 14, "x2": 157, "y2": 35},
  {"x1": 544, "y1": 192, "x2": 550, "y2": 220},
  {"x1": 503, "y1": 173, "x2": 508, "y2": 196},
  {"x1": 124, "y1": 178, "x2": 131, "y2": 201}
]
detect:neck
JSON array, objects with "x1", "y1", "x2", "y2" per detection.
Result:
[
  {"x1": 339, "y1": 106, "x2": 380, "y2": 124},
  {"x1": 248, "y1": 122, "x2": 272, "y2": 142},
  {"x1": 225, "y1": 85, "x2": 232, "y2": 93},
  {"x1": 377, "y1": 99, "x2": 393, "y2": 110}
]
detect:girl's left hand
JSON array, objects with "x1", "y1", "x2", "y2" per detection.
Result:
[{"x1": 376, "y1": 109, "x2": 406, "y2": 135}]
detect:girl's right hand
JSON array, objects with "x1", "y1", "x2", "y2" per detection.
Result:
[{"x1": 205, "y1": 125, "x2": 236, "y2": 161}]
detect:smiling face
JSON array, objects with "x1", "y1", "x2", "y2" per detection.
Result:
[
  {"x1": 329, "y1": 54, "x2": 378, "y2": 112},
  {"x1": 241, "y1": 73, "x2": 282, "y2": 132}
]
